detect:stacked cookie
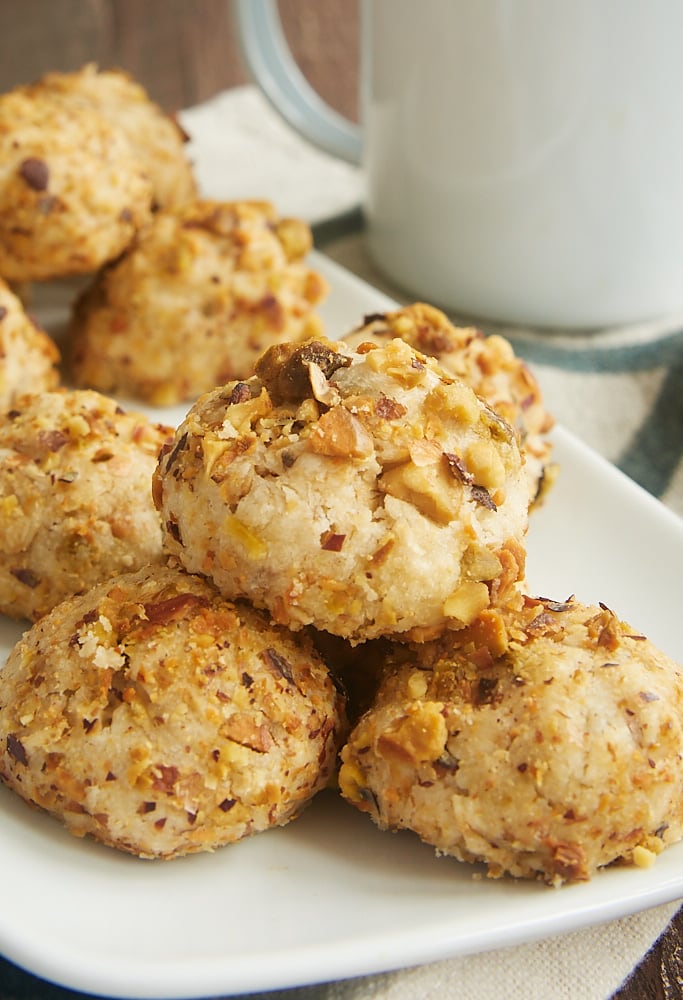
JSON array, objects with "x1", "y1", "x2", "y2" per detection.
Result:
[
  {"x1": 0, "y1": 562, "x2": 345, "y2": 859},
  {"x1": 149, "y1": 329, "x2": 683, "y2": 884},
  {"x1": 69, "y1": 198, "x2": 329, "y2": 405}
]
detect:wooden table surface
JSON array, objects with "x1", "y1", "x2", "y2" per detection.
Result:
[{"x1": 0, "y1": 2, "x2": 680, "y2": 997}]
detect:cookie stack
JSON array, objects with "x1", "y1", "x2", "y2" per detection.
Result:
[
  {"x1": 149, "y1": 324, "x2": 683, "y2": 884},
  {"x1": 1, "y1": 66, "x2": 681, "y2": 887},
  {"x1": 0, "y1": 65, "x2": 344, "y2": 861},
  {"x1": 0, "y1": 63, "x2": 330, "y2": 621},
  {"x1": 0, "y1": 63, "x2": 328, "y2": 409}
]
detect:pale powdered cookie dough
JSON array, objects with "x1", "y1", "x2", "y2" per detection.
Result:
[
  {"x1": 153, "y1": 337, "x2": 529, "y2": 643},
  {"x1": 33, "y1": 64, "x2": 196, "y2": 211},
  {"x1": 339, "y1": 596, "x2": 683, "y2": 885},
  {"x1": 344, "y1": 304, "x2": 557, "y2": 508},
  {"x1": 0, "y1": 278, "x2": 60, "y2": 408},
  {"x1": 0, "y1": 389, "x2": 172, "y2": 621},
  {"x1": 0, "y1": 564, "x2": 346, "y2": 859},
  {"x1": 70, "y1": 200, "x2": 329, "y2": 405},
  {"x1": 0, "y1": 83, "x2": 153, "y2": 282}
]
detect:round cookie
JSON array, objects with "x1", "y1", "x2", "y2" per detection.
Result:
[
  {"x1": 0, "y1": 389, "x2": 172, "y2": 621},
  {"x1": 344, "y1": 304, "x2": 557, "y2": 508},
  {"x1": 153, "y1": 336, "x2": 529, "y2": 643},
  {"x1": 0, "y1": 278, "x2": 60, "y2": 408},
  {"x1": 0, "y1": 83, "x2": 153, "y2": 282},
  {"x1": 0, "y1": 564, "x2": 346, "y2": 859},
  {"x1": 69, "y1": 199, "x2": 329, "y2": 405},
  {"x1": 339, "y1": 596, "x2": 683, "y2": 884},
  {"x1": 33, "y1": 64, "x2": 196, "y2": 211}
]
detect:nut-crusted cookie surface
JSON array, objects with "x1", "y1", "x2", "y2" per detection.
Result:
[
  {"x1": 0, "y1": 278, "x2": 60, "y2": 409},
  {"x1": 344, "y1": 304, "x2": 556, "y2": 508},
  {"x1": 0, "y1": 82, "x2": 153, "y2": 282},
  {"x1": 338, "y1": 597, "x2": 683, "y2": 884},
  {"x1": 34, "y1": 64, "x2": 196, "y2": 211},
  {"x1": 153, "y1": 337, "x2": 529, "y2": 643},
  {"x1": 70, "y1": 200, "x2": 329, "y2": 405},
  {"x1": 0, "y1": 389, "x2": 172, "y2": 621},
  {"x1": 0, "y1": 564, "x2": 346, "y2": 859}
]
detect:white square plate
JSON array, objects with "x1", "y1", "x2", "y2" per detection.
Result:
[{"x1": 1, "y1": 253, "x2": 682, "y2": 998}]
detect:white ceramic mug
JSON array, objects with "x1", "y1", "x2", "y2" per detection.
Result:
[{"x1": 233, "y1": 0, "x2": 683, "y2": 329}]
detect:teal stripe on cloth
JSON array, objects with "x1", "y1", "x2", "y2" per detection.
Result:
[
  {"x1": 490, "y1": 330, "x2": 683, "y2": 504},
  {"x1": 503, "y1": 329, "x2": 683, "y2": 502},
  {"x1": 617, "y1": 363, "x2": 683, "y2": 500},
  {"x1": 502, "y1": 327, "x2": 683, "y2": 374},
  {"x1": 312, "y1": 206, "x2": 364, "y2": 249}
]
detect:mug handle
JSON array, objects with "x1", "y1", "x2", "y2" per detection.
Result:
[{"x1": 231, "y1": 0, "x2": 363, "y2": 165}]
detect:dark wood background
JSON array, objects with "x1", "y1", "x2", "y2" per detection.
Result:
[
  {"x1": 0, "y1": 2, "x2": 679, "y2": 998},
  {"x1": 0, "y1": 0, "x2": 359, "y2": 121}
]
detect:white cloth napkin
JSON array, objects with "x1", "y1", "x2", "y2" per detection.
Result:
[
  {"x1": 179, "y1": 85, "x2": 682, "y2": 1000},
  {"x1": 179, "y1": 85, "x2": 364, "y2": 225}
]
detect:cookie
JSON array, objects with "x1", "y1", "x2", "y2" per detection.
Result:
[
  {"x1": 0, "y1": 277, "x2": 60, "y2": 408},
  {"x1": 153, "y1": 336, "x2": 529, "y2": 643},
  {"x1": 0, "y1": 564, "x2": 346, "y2": 859},
  {"x1": 339, "y1": 596, "x2": 683, "y2": 884},
  {"x1": 0, "y1": 83, "x2": 153, "y2": 281},
  {"x1": 69, "y1": 200, "x2": 329, "y2": 405},
  {"x1": 344, "y1": 304, "x2": 557, "y2": 507},
  {"x1": 34, "y1": 64, "x2": 196, "y2": 211},
  {"x1": 0, "y1": 389, "x2": 172, "y2": 620}
]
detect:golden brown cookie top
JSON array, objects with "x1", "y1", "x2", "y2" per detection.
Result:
[
  {"x1": 0, "y1": 81, "x2": 154, "y2": 281},
  {"x1": 154, "y1": 337, "x2": 529, "y2": 643},
  {"x1": 0, "y1": 563, "x2": 346, "y2": 858},
  {"x1": 23, "y1": 63, "x2": 196, "y2": 210},
  {"x1": 344, "y1": 303, "x2": 557, "y2": 508},
  {"x1": 340, "y1": 595, "x2": 683, "y2": 884}
]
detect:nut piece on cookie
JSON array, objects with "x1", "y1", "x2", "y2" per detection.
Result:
[
  {"x1": 0, "y1": 389, "x2": 173, "y2": 621},
  {"x1": 153, "y1": 336, "x2": 529, "y2": 643},
  {"x1": 339, "y1": 596, "x2": 683, "y2": 884},
  {"x1": 34, "y1": 64, "x2": 196, "y2": 211},
  {"x1": 0, "y1": 278, "x2": 60, "y2": 408},
  {"x1": 344, "y1": 304, "x2": 557, "y2": 508},
  {"x1": 0, "y1": 564, "x2": 347, "y2": 859},
  {"x1": 0, "y1": 82, "x2": 153, "y2": 282},
  {"x1": 69, "y1": 200, "x2": 329, "y2": 405}
]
